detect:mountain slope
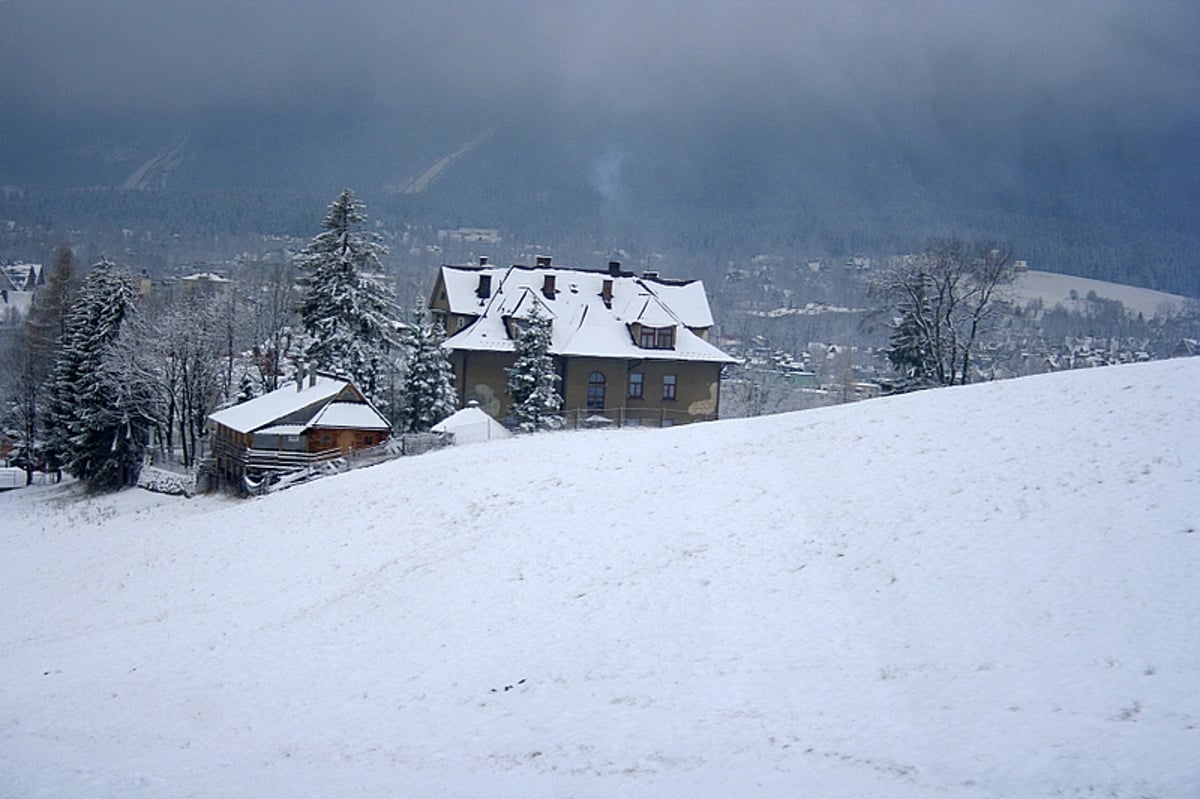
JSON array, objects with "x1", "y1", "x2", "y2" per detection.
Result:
[{"x1": 1, "y1": 359, "x2": 1197, "y2": 797}]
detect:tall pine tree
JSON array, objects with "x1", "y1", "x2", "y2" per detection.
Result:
[
  {"x1": 296, "y1": 188, "x2": 400, "y2": 402},
  {"x1": 44, "y1": 258, "x2": 156, "y2": 489},
  {"x1": 9, "y1": 246, "x2": 78, "y2": 481},
  {"x1": 506, "y1": 305, "x2": 562, "y2": 432},
  {"x1": 400, "y1": 312, "x2": 457, "y2": 432}
]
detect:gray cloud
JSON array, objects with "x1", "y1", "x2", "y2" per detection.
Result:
[{"x1": 2, "y1": 1, "x2": 1194, "y2": 126}]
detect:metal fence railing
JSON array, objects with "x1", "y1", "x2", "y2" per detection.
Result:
[{"x1": 557, "y1": 406, "x2": 718, "y2": 430}]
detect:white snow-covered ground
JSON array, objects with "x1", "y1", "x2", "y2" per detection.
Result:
[
  {"x1": 1012, "y1": 269, "x2": 1189, "y2": 318},
  {"x1": 2, "y1": 358, "x2": 1197, "y2": 798}
]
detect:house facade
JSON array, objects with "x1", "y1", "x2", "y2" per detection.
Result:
[
  {"x1": 429, "y1": 257, "x2": 736, "y2": 427},
  {"x1": 206, "y1": 374, "x2": 390, "y2": 486}
]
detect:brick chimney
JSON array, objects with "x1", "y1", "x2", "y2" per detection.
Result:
[
  {"x1": 476, "y1": 274, "x2": 492, "y2": 299},
  {"x1": 535, "y1": 255, "x2": 552, "y2": 268},
  {"x1": 542, "y1": 273, "x2": 556, "y2": 298},
  {"x1": 601, "y1": 279, "x2": 613, "y2": 307}
]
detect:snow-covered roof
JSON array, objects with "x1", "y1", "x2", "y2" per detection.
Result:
[
  {"x1": 431, "y1": 404, "x2": 513, "y2": 444},
  {"x1": 0, "y1": 262, "x2": 43, "y2": 292},
  {"x1": 306, "y1": 402, "x2": 390, "y2": 431},
  {"x1": 255, "y1": 425, "x2": 308, "y2": 437},
  {"x1": 208, "y1": 376, "x2": 390, "y2": 434},
  {"x1": 181, "y1": 272, "x2": 231, "y2": 283},
  {"x1": 439, "y1": 264, "x2": 735, "y2": 364}
]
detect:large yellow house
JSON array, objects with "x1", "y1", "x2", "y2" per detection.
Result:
[{"x1": 429, "y1": 257, "x2": 736, "y2": 427}]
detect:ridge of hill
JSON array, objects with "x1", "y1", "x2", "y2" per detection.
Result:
[{"x1": 1, "y1": 359, "x2": 1197, "y2": 797}]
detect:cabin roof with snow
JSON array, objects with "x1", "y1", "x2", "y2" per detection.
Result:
[
  {"x1": 434, "y1": 262, "x2": 735, "y2": 364},
  {"x1": 207, "y1": 376, "x2": 390, "y2": 435}
]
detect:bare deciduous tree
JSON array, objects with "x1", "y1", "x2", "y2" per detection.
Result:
[{"x1": 872, "y1": 238, "x2": 1018, "y2": 388}]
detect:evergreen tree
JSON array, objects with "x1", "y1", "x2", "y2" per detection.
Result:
[
  {"x1": 506, "y1": 305, "x2": 562, "y2": 432},
  {"x1": 885, "y1": 277, "x2": 938, "y2": 390},
  {"x1": 296, "y1": 188, "x2": 400, "y2": 402},
  {"x1": 26, "y1": 246, "x2": 78, "y2": 362},
  {"x1": 8, "y1": 246, "x2": 78, "y2": 481},
  {"x1": 400, "y1": 313, "x2": 457, "y2": 432},
  {"x1": 44, "y1": 259, "x2": 156, "y2": 489},
  {"x1": 236, "y1": 371, "x2": 259, "y2": 404}
]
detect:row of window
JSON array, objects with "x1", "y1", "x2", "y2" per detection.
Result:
[{"x1": 587, "y1": 371, "x2": 676, "y2": 410}]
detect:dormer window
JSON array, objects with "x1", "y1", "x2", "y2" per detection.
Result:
[
  {"x1": 638, "y1": 325, "x2": 675, "y2": 350},
  {"x1": 506, "y1": 315, "x2": 549, "y2": 340}
]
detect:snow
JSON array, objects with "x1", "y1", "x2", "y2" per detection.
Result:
[
  {"x1": 207, "y1": 376, "x2": 350, "y2": 434},
  {"x1": 306, "y1": 401, "x2": 390, "y2": 431},
  {"x1": 2, "y1": 358, "x2": 1198, "y2": 798},
  {"x1": 1012, "y1": 269, "x2": 1189, "y2": 318},
  {"x1": 441, "y1": 264, "x2": 736, "y2": 363},
  {"x1": 0, "y1": 467, "x2": 24, "y2": 489},
  {"x1": 432, "y1": 404, "x2": 513, "y2": 444}
]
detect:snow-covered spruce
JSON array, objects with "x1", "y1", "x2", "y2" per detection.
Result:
[
  {"x1": 505, "y1": 305, "x2": 562, "y2": 432},
  {"x1": 295, "y1": 188, "x2": 401, "y2": 405},
  {"x1": 399, "y1": 311, "x2": 457, "y2": 433},
  {"x1": 43, "y1": 259, "x2": 156, "y2": 490}
]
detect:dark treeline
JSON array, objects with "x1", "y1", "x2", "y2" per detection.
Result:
[{"x1": 1, "y1": 179, "x2": 1197, "y2": 300}]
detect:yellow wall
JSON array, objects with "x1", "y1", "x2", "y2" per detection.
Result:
[{"x1": 451, "y1": 351, "x2": 723, "y2": 425}]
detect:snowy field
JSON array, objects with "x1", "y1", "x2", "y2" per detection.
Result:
[
  {"x1": 1012, "y1": 270, "x2": 1189, "y2": 318},
  {"x1": 2, "y1": 358, "x2": 1197, "y2": 798}
]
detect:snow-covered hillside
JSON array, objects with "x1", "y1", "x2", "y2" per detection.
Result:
[
  {"x1": 2, "y1": 359, "x2": 1197, "y2": 798},
  {"x1": 1012, "y1": 269, "x2": 1189, "y2": 318}
]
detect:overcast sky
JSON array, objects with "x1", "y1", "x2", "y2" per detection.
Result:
[{"x1": 2, "y1": 0, "x2": 1196, "y2": 137}]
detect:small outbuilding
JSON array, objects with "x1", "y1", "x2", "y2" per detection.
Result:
[{"x1": 431, "y1": 402, "x2": 513, "y2": 445}]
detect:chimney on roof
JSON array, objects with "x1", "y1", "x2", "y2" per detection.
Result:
[
  {"x1": 608, "y1": 261, "x2": 621, "y2": 276},
  {"x1": 479, "y1": 256, "x2": 488, "y2": 266},
  {"x1": 296, "y1": 363, "x2": 304, "y2": 392},
  {"x1": 535, "y1": 255, "x2": 552, "y2": 268},
  {"x1": 601, "y1": 279, "x2": 613, "y2": 307},
  {"x1": 308, "y1": 363, "x2": 317, "y2": 388},
  {"x1": 476, "y1": 274, "x2": 492, "y2": 299},
  {"x1": 643, "y1": 270, "x2": 660, "y2": 279},
  {"x1": 542, "y1": 273, "x2": 556, "y2": 299}
]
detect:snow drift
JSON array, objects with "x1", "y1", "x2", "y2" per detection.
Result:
[{"x1": 2, "y1": 358, "x2": 1197, "y2": 798}]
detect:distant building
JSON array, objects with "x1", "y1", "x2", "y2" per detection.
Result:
[
  {"x1": 0, "y1": 261, "x2": 42, "y2": 324},
  {"x1": 437, "y1": 227, "x2": 502, "y2": 245},
  {"x1": 179, "y1": 272, "x2": 232, "y2": 297},
  {"x1": 429, "y1": 256, "x2": 737, "y2": 427}
]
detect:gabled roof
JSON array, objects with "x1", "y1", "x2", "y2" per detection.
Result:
[
  {"x1": 208, "y1": 376, "x2": 390, "y2": 435},
  {"x1": 432, "y1": 404, "x2": 513, "y2": 443},
  {"x1": 307, "y1": 402, "x2": 390, "y2": 431},
  {"x1": 0, "y1": 262, "x2": 43, "y2": 292},
  {"x1": 438, "y1": 263, "x2": 735, "y2": 364}
]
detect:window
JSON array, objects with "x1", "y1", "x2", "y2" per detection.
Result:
[
  {"x1": 638, "y1": 326, "x2": 676, "y2": 349},
  {"x1": 662, "y1": 374, "x2": 677, "y2": 400},
  {"x1": 628, "y1": 372, "x2": 644, "y2": 399},
  {"x1": 587, "y1": 371, "x2": 606, "y2": 410}
]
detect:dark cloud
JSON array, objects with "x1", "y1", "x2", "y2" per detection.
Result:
[{"x1": 2, "y1": 1, "x2": 1195, "y2": 126}]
